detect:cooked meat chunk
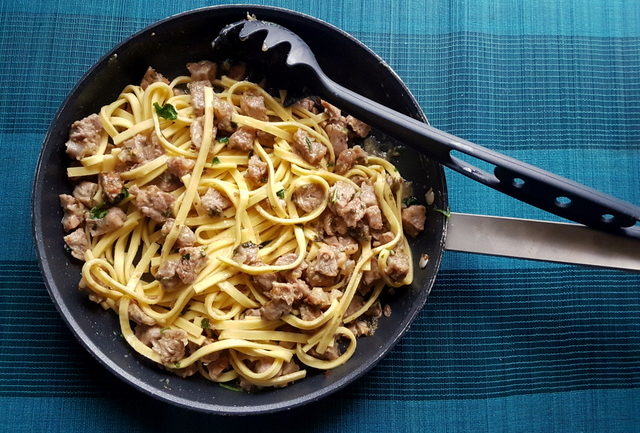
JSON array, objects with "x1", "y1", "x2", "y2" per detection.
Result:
[
  {"x1": 227, "y1": 62, "x2": 247, "y2": 81},
  {"x1": 365, "y1": 206, "x2": 384, "y2": 230},
  {"x1": 300, "y1": 304, "x2": 322, "y2": 321},
  {"x1": 151, "y1": 329, "x2": 188, "y2": 365},
  {"x1": 372, "y1": 230, "x2": 395, "y2": 247},
  {"x1": 59, "y1": 194, "x2": 86, "y2": 231},
  {"x1": 359, "y1": 182, "x2": 377, "y2": 207},
  {"x1": 361, "y1": 257, "x2": 381, "y2": 287},
  {"x1": 161, "y1": 218, "x2": 196, "y2": 249},
  {"x1": 328, "y1": 181, "x2": 366, "y2": 228},
  {"x1": 348, "y1": 319, "x2": 375, "y2": 337},
  {"x1": 324, "y1": 123, "x2": 348, "y2": 158},
  {"x1": 244, "y1": 154, "x2": 267, "y2": 184},
  {"x1": 140, "y1": 66, "x2": 169, "y2": 90},
  {"x1": 130, "y1": 185, "x2": 175, "y2": 223},
  {"x1": 335, "y1": 145, "x2": 368, "y2": 175},
  {"x1": 151, "y1": 172, "x2": 182, "y2": 192},
  {"x1": 306, "y1": 287, "x2": 331, "y2": 308},
  {"x1": 293, "y1": 184, "x2": 324, "y2": 213},
  {"x1": 187, "y1": 80, "x2": 211, "y2": 116},
  {"x1": 186, "y1": 60, "x2": 217, "y2": 82},
  {"x1": 292, "y1": 129, "x2": 327, "y2": 165},
  {"x1": 63, "y1": 228, "x2": 89, "y2": 260},
  {"x1": 320, "y1": 100, "x2": 344, "y2": 123},
  {"x1": 311, "y1": 341, "x2": 340, "y2": 361},
  {"x1": 87, "y1": 207, "x2": 126, "y2": 236},
  {"x1": 346, "y1": 115, "x2": 371, "y2": 137},
  {"x1": 321, "y1": 211, "x2": 349, "y2": 236},
  {"x1": 294, "y1": 97, "x2": 319, "y2": 114},
  {"x1": 254, "y1": 273, "x2": 277, "y2": 292},
  {"x1": 260, "y1": 299, "x2": 291, "y2": 321},
  {"x1": 345, "y1": 294, "x2": 366, "y2": 317},
  {"x1": 65, "y1": 113, "x2": 102, "y2": 160},
  {"x1": 206, "y1": 352, "x2": 231, "y2": 380},
  {"x1": 189, "y1": 116, "x2": 217, "y2": 151},
  {"x1": 176, "y1": 247, "x2": 207, "y2": 284},
  {"x1": 275, "y1": 253, "x2": 307, "y2": 283},
  {"x1": 324, "y1": 235, "x2": 359, "y2": 255},
  {"x1": 156, "y1": 259, "x2": 181, "y2": 290},
  {"x1": 310, "y1": 244, "x2": 339, "y2": 277},
  {"x1": 128, "y1": 301, "x2": 156, "y2": 326},
  {"x1": 267, "y1": 280, "x2": 310, "y2": 306},
  {"x1": 200, "y1": 188, "x2": 231, "y2": 216},
  {"x1": 213, "y1": 97, "x2": 235, "y2": 132},
  {"x1": 73, "y1": 181, "x2": 98, "y2": 207},
  {"x1": 166, "y1": 157, "x2": 195, "y2": 179},
  {"x1": 359, "y1": 182, "x2": 383, "y2": 229},
  {"x1": 366, "y1": 300, "x2": 383, "y2": 319},
  {"x1": 385, "y1": 249, "x2": 410, "y2": 282},
  {"x1": 99, "y1": 172, "x2": 124, "y2": 202},
  {"x1": 228, "y1": 126, "x2": 256, "y2": 152},
  {"x1": 135, "y1": 325, "x2": 162, "y2": 346},
  {"x1": 240, "y1": 92, "x2": 268, "y2": 121},
  {"x1": 117, "y1": 133, "x2": 164, "y2": 166},
  {"x1": 401, "y1": 205, "x2": 427, "y2": 237},
  {"x1": 232, "y1": 241, "x2": 261, "y2": 265}
]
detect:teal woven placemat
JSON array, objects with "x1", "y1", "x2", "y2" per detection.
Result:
[{"x1": 0, "y1": 1, "x2": 638, "y2": 432}]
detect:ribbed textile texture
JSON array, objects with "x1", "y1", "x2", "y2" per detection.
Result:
[{"x1": 1, "y1": 1, "x2": 639, "y2": 432}]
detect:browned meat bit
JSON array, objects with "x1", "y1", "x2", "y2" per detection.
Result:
[
  {"x1": 327, "y1": 181, "x2": 366, "y2": 228},
  {"x1": 59, "y1": 194, "x2": 86, "y2": 231},
  {"x1": 359, "y1": 182, "x2": 377, "y2": 207},
  {"x1": 73, "y1": 181, "x2": 98, "y2": 207},
  {"x1": 127, "y1": 301, "x2": 156, "y2": 326},
  {"x1": 200, "y1": 188, "x2": 231, "y2": 216},
  {"x1": 324, "y1": 123, "x2": 348, "y2": 158},
  {"x1": 293, "y1": 97, "x2": 319, "y2": 114},
  {"x1": 293, "y1": 183, "x2": 324, "y2": 213},
  {"x1": 187, "y1": 80, "x2": 211, "y2": 116},
  {"x1": 365, "y1": 207, "x2": 383, "y2": 230},
  {"x1": 63, "y1": 228, "x2": 89, "y2": 260},
  {"x1": 151, "y1": 329, "x2": 188, "y2": 365},
  {"x1": 140, "y1": 66, "x2": 169, "y2": 90},
  {"x1": 311, "y1": 244, "x2": 339, "y2": 277},
  {"x1": 228, "y1": 126, "x2": 256, "y2": 152},
  {"x1": 173, "y1": 363, "x2": 199, "y2": 378},
  {"x1": 156, "y1": 247, "x2": 207, "y2": 289},
  {"x1": 275, "y1": 253, "x2": 307, "y2": 283},
  {"x1": 305, "y1": 287, "x2": 331, "y2": 308},
  {"x1": 130, "y1": 185, "x2": 175, "y2": 222},
  {"x1": 320, "y1": 100, "x2": 343, "y2": 123},
  {"x1": 367, "y1": 301, "x2": 383, "y2": 319},
  {"x1": 186, "y1": 60, "x2": 217, "y2": 82},
  {"x1": 300, "y1": 304, "x2": 322, "y2": 320},
  {"x1": 135, "y1": 325, "x2": 162, "y2": 346},
  {"x1": 360, "y1": 182, "x2": 383, "y2": 230},
  {"x1": 310, "y1": 341, "x2": 340, "y2": 361},
  {"x1": 244, "y1": 154, "x2": 267, "y2": 185},
  {"x1": 335, "y1": 145, "x2": 368, "y2": 175},
  {"x1": 383, "y1": 304, "x2": 392, "y2": 317},
  {"x1": 166, "y1": 156, "x2": 195, "y2": 179},
  {"x1": 189, "y1": 116, "x2": 217, "y2": 151},
  {"x1": 151, "y1": 172, "x2": 182, "y2": 192},
  {"x1": 346, "y1": 115, "x2": 371, "y2": 137},
  {"x1": 87, "y1": 207, "x2": 126, "y2": 236},
  {"x1": 99, "y1": 172, "x2": 124, "y2": 202},
  {"x1": 206, "y1": 352, "x2": 231, "y2": 380},
  {"x1": 345, "y1": 294, "x2": 366, "y2": 317},
  {"x1": 401, "y1": 205, "x2": 427, "y2": 237},
  {"x1": 321, "y1": 211, "x2": 349, "y2": 236},
  {"x1": 267, "y1": 280, "x2": 310, "y2": 306},
  {"x1": 260, "y1": 299, "x2": 291, "y2": 321},
  {"x1": 232, "y1": 241, "x2": 261, "y2": 265},
  {"x1": 324, "y1": 235, "x2": 359, "y2": 255},
  {"x1": 161, "y1": 219, "x2": 196, "y2": 249},
  {"x1": 372, "y1": 230, "x2": 395, "y2": 247},
  {"x1": 117, "y1": 133, "x2": 164, "y2": 166},
  {"x1": 213, "y1": 97, "x2": 235, "y2": 132},
  {"x1": 65, "y1": 113, "x2": 102, "y2": 160},
  {"x1": 240, "y1": 92, "x2": 269, "y2": 121},
  {"x1": 384, "y1": 249, "x2": 410, "y2": 282},
  {"x1": 361, "y1": 257, "x2": 381, "y2": 288},
  {"x1": 292, "y1": 129, "x2": 327, "y2": 165},
  {"x1": 227, "y1": 62, "x2": 247, "y2": 80}
]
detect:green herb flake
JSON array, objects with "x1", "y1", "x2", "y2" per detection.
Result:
[
  {"x1": 402, "y1": 196, "x2": 418, "y2": 207},
  {"x1": 153, "y1": 102, "x2": 178, "y2": 120},
  {"x1": 172, "y1": 362, "x2": 181, "y2": 369},
  {"x1": 201, "y1": 318, "x2": 210, "y2": 330},
  {"x1": 90, "y1": 205, "x2": 108, "y2": 219},
  {"x1": 432, "y1": 207, "x2": 451, "y2": 218},
  {"x1": 327, "y1": 162, "x2": 335, "y2": 168},
  {"x1": 219, "y1": 383, "x2": 242, "y2": 392},
  {"x1": 211, "y1": 156, "x2": 221, "y2": 165},
  {"x1": 304, "y1": 137, "x2": 313, "y2": 152},
  {"x1": 330, "y1": 188, "x2": 339, "y2": 203},
  {"x1": 114, "y1": 187, "x2": 129, "y2": 203},
  {"x1": 276, "y1": 189, "x2": 285, "y2": 199},
  {"x1": 218, "y1": 137, "x2": 229, "y2": 144},
  {"x1": 181, "y1": 253, "x2": 191, "y2": 261}
]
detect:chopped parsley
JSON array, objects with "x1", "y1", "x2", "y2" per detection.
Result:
[
  {"x1": 181, "y1": 253, "x2": 191, "y2": 261},
  {"x1": 219, "y1": 383, "x2": 242, "y2": 392},
  {"x1": 304, "y1": 137, "x2": 313, "y2": 152},
  {"x1": 432, "y1": 207, "x2": 451, "y2": 218},
  {"x1": 211, "y1": 156, "x2": 221, "y2": 165},
  {"x1": 402, "y1": 196, "x2": 418, "y2": 207},
  {"x1": 172, "y1": 362, "x2": 181, "y2": 369},
  {"x1": 218, "y1": 137, "x2": 229, "y2": 144},
  {"x1": 113, "y1": 187, "x2": 129, "y2": 203},
  {"x1": 153, "y1": 102, "x2": 178, "y2": 120},
  {"x1": 201, "y1": 318, "x2": 210, "y2": 330},
  {"x1": 89, "y1": 205, "x2": 108, "y2": 219},
  {"x1": 276, "y1": 189, "x2": 285, "y2": 199}
]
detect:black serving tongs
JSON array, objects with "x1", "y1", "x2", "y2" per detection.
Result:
[{"x1": 212, "y1": 20, "x2": 640, "y2": 239}]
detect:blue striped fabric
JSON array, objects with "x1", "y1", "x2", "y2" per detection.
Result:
[{"x1": 1, "y1": 0, "x2": 639, "y2": 431}]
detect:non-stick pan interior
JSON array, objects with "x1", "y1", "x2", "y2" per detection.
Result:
[{"x1": 32, "y1": 5, "x2": 448, "y2": 414}]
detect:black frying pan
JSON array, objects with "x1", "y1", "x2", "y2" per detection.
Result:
[{"x1": 32, "y1": 5, "x2": 448, "y2": 414}]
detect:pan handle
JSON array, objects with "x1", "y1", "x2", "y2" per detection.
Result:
[{"x1": 317, "y1": 76, "x2": 640, "y2": 236}]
